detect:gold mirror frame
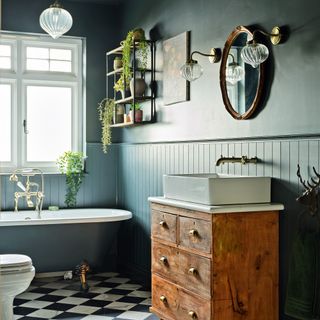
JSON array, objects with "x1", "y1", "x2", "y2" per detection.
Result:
[{"x1": 220, "y1": 26, "x2": 265, "y2": 120}]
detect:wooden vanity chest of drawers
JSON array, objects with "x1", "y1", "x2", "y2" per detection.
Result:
[{"x1": 150, "y1": 200, "x2": 283, "y2": 320}]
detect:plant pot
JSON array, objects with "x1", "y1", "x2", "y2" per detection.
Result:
[
  {"x1": 132, "y1": 28, "x2": 145, "y2": 41},
  {"x1": 113, "y1": 104, "x2": 124, "y2": 124},
  {"x1": 113, "y1": 58, "x2": 122, "y2": 70},
  {"x1": 130, "y1": 78, "x2": 146, "y2": 97},
  {"x1": 129, "y1": 109, "x2": 143, "y2": 123}
]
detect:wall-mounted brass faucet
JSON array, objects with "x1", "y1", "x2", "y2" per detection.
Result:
[{"x1": 216, "y1": 155, "x2": 258, "y2": 166}]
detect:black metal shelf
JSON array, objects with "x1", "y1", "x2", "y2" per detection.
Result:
[{"x1": 106, "y1": 40, "x2": 156, "y2": 126}]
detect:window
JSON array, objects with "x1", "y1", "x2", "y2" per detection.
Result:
[{"x1": 0, "y1": 33, "x2": 85, "y2": 173}]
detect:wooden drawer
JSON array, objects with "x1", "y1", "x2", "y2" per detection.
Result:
[
  {"x1": 179, "y1": 216, "x2": 212, "y2": 253},
  {"x1": 152, "y1": 210, "x2": 177, "y2": 243},
  {"x1": 152, "y1": 274, "x2": 211, "y2": 320},
  {"x1": 152, "y1": 241, "x2": 211, "y2": 298}
]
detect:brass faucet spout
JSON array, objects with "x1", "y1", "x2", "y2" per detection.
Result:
[{"x1": 216, "y1": 155, "x2": 258, "y2": 166}]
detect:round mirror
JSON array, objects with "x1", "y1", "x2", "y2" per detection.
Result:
[{"x1": 220, "y1": 26, "x2": 265, "y2": 120}]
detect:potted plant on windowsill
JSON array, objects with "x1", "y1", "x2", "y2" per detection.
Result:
[
  {"x1": 57, "y1": 151, "x2": 85, "y2": 208},
  {"x1": 129, "y1": 102, "x2": 143, "y2": 123}
]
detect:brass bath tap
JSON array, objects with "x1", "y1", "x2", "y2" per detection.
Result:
[
  {"x1": 9, "y1": 168, "x2": 45, "y2": 215},
  {"x1": 216, "y1": 155, "x2": 258, "y2": 166}
]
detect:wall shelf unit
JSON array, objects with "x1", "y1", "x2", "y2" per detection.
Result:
[{"x1": 106, "y1": 40, "x2": 156, "y2": 127}]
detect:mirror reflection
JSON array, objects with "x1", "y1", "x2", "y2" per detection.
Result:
[{"x1": 220, "y1": 26, "x2": 264, "y2": 120}]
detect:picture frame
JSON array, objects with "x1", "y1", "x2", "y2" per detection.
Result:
[{"x1": 163, "y1": 31, "x2": 190, "y2": 106}]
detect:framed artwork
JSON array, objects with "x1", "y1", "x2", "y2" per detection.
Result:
[{"x1": 163, "y1": 31, "x2": 190, "y2": 106}]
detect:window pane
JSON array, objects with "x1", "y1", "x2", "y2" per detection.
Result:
[
  {"x1": 0, "y1": 57, "x2": 11, "y2": 69},
  {"x1": 26, "y1": 47, "x2": 49, "y2": 59},
  {"x1": 0, "y1": 45, "x2": 11, "y2": 56},
  {"x1": 26, "y1": 58, "x2": 49, "y2": 71},
  {"x1": 0, "y1": 84, "x2": 11, "y2": 162},
  {"x1": 50, "y1": 60, "x2": 72, "y2": 72},
  {"x1": 26, "y1": 86, "x2": 72, "y2": 162},
  {"x1": 50, "y1": 48, "x2": 71, "y2": 61}
]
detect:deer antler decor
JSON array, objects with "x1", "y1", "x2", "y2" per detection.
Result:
[{"x1": 296, "y1": 164, "x2": 320, "y2": 215}]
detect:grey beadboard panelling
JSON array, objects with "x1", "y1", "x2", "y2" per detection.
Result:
[
  {"x1": 0, "y1": 143, "x2": 117, "y2": 211},
  {"x1": 117, "y1": 136, "x2": 320, "y2": 306}
]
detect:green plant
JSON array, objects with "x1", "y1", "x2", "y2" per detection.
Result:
[
  {"x1": 114, "y1": 75, "x2": 125, "y2": 92},
  {"x1": 57, "y1": 151, "x2": 84, "y2": 208},
  {"x1": 98, "y1": 98, "x2": 114, "y2": 153},
  {"x1": 121, "y1": 28, "x2": 148, "y2": 88},
  {"x1": 130, "y1": 102, "x2": 141, "y2": 110}
]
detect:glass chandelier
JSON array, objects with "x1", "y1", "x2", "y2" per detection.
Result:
[{"x1": 39, "y1": 1, "x2": 73, "y2": 39}]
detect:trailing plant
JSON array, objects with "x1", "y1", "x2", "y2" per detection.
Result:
[
  {"x1": 97, "y1": 98, "x2": 114, "y2": 153},
  {"x1": 121, "y1": 28, "x2": 148, "y2": 88},
  {"x1": 57, "y1": 151, "x2": 85, "y2": 208}
]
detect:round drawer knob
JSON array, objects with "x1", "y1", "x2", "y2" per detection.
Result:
[
  {"x1": 188, "y1": 310, "x2": 197, "y2": 319},
  {"x1": 188, "y1": 267, "x2": 197, "y2": 275},
  {"x1": 160, "y1": 256, "x2": 168, "y2": 265},
  {"x1": 160, "y1": 295, "x2": 167, "y2": 303},
  {"x1": 189, "y1": 229, "x2": 198, "y2": 237},
  {"x1": 159, "y1": 220, "x2": 167, "y2": 228}
]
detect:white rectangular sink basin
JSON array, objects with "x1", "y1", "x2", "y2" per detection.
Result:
[{"x1": 163, "y1": 174, "x2": 271, "y2": 205}]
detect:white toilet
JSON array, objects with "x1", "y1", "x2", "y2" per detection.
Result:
[{"x1": 0, "y1": 254, "x2": 35, "y2": 320}]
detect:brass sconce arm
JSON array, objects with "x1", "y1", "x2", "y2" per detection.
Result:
[
  {"x1": 250, "y1": 26, "x2": 282, "y2": 45},
  {"x1": 190, "y1": 49, "x2": 221, "y2": 63}
]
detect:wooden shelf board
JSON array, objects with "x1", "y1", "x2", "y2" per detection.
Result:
[
  {"x1": 110, "y1": 120, "x2": 153, "y2": 128},
  {"x1": 107, "y1": 68, "x2": 123, "y2": 76},
  {"x1": 107, "y1": 68, "x2": 152, "y2": 77},
  {"x1": 107, "y1": 41, "x2": 153, "y2": 56},
  {"x1": 115, "y1": 96, "x2": 153, "y2": 104}
]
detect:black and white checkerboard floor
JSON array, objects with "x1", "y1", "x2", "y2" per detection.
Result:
[{"x1": 14, "y1": 272, "x2": 159, "y2": 319}]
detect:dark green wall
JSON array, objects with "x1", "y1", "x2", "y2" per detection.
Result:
[
  {"x1": 117, "y1": 0, "x2": 320, "y2": 143},
  {"x1": 2, "y1": 0, "x2": 122, "y2": 143}
]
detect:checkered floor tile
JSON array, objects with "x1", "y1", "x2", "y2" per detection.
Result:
[{"x1": 14, "y1": 272, "x2": 159, "y2": 319}]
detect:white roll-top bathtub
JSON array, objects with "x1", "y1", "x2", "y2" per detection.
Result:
[{"x1": 0, "y1": 208, "x2": 132, "y2": 226}]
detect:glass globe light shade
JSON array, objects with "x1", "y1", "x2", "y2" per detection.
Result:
[
  {"x1": 226, "y1": 63, "x2": 245, "y2": 85},
  {"x1": 240, "y1": 42, "x2": 269, "y2": 68},
  {"x1": 180, "y1": 61, "x2": 203, "y2": 82},
  {"x1": 40, "y1": 3, "x2": 73, "y2": 39}
]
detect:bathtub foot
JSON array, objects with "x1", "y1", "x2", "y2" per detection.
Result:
[{"x1": 75, "y1": 260, "x2": 90, "y2": 292}]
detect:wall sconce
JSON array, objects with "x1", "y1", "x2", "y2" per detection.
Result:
[
  {"x1": 39, "y1": 0, "x2": 73, "y2": 39},
  {"x1": 180, "y1": 48, "x2": 221, "y2": 82},
  {"x1": 226, "y1": 53, "x2": 245, "y2": 85},
  {"x1": 241, "y1": 26, "x2": 282, "y2": 68}
]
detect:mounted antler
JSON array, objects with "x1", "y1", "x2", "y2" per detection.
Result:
[{"x1": 296, "y1": 164, "x2": 320, "y2": 215}]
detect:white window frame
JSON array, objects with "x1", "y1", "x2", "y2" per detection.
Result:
[{"x1": 0, "y1": 31, "x2": 86, "y2": 174}]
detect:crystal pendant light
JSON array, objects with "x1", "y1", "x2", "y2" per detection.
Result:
[
  {"x1": 226, "y1": 62, "x2": 245, "y2": 85},
  {"x1": 180, "y1": 61, "x2": 203, "y2": 82},
  {"x1": 39, "y1": 1, "x2": 73, "y2": 39},
  {"x1": 180, "y1": 48, "x2": 220, "y2": 82},
  {"x1": 241, "y1": 42, "x2": 269, "y2": 68}
]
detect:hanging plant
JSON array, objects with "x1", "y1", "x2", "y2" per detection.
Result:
[
  {"x1": 121, "y1": 28, "x2": 148, "y2": 88},
  {"x1": 57, "y1": 151, "x2": 85, "y2": 208},
  {"x1": 97, "y1": 98, "x2": 114, "y2": 153}
]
